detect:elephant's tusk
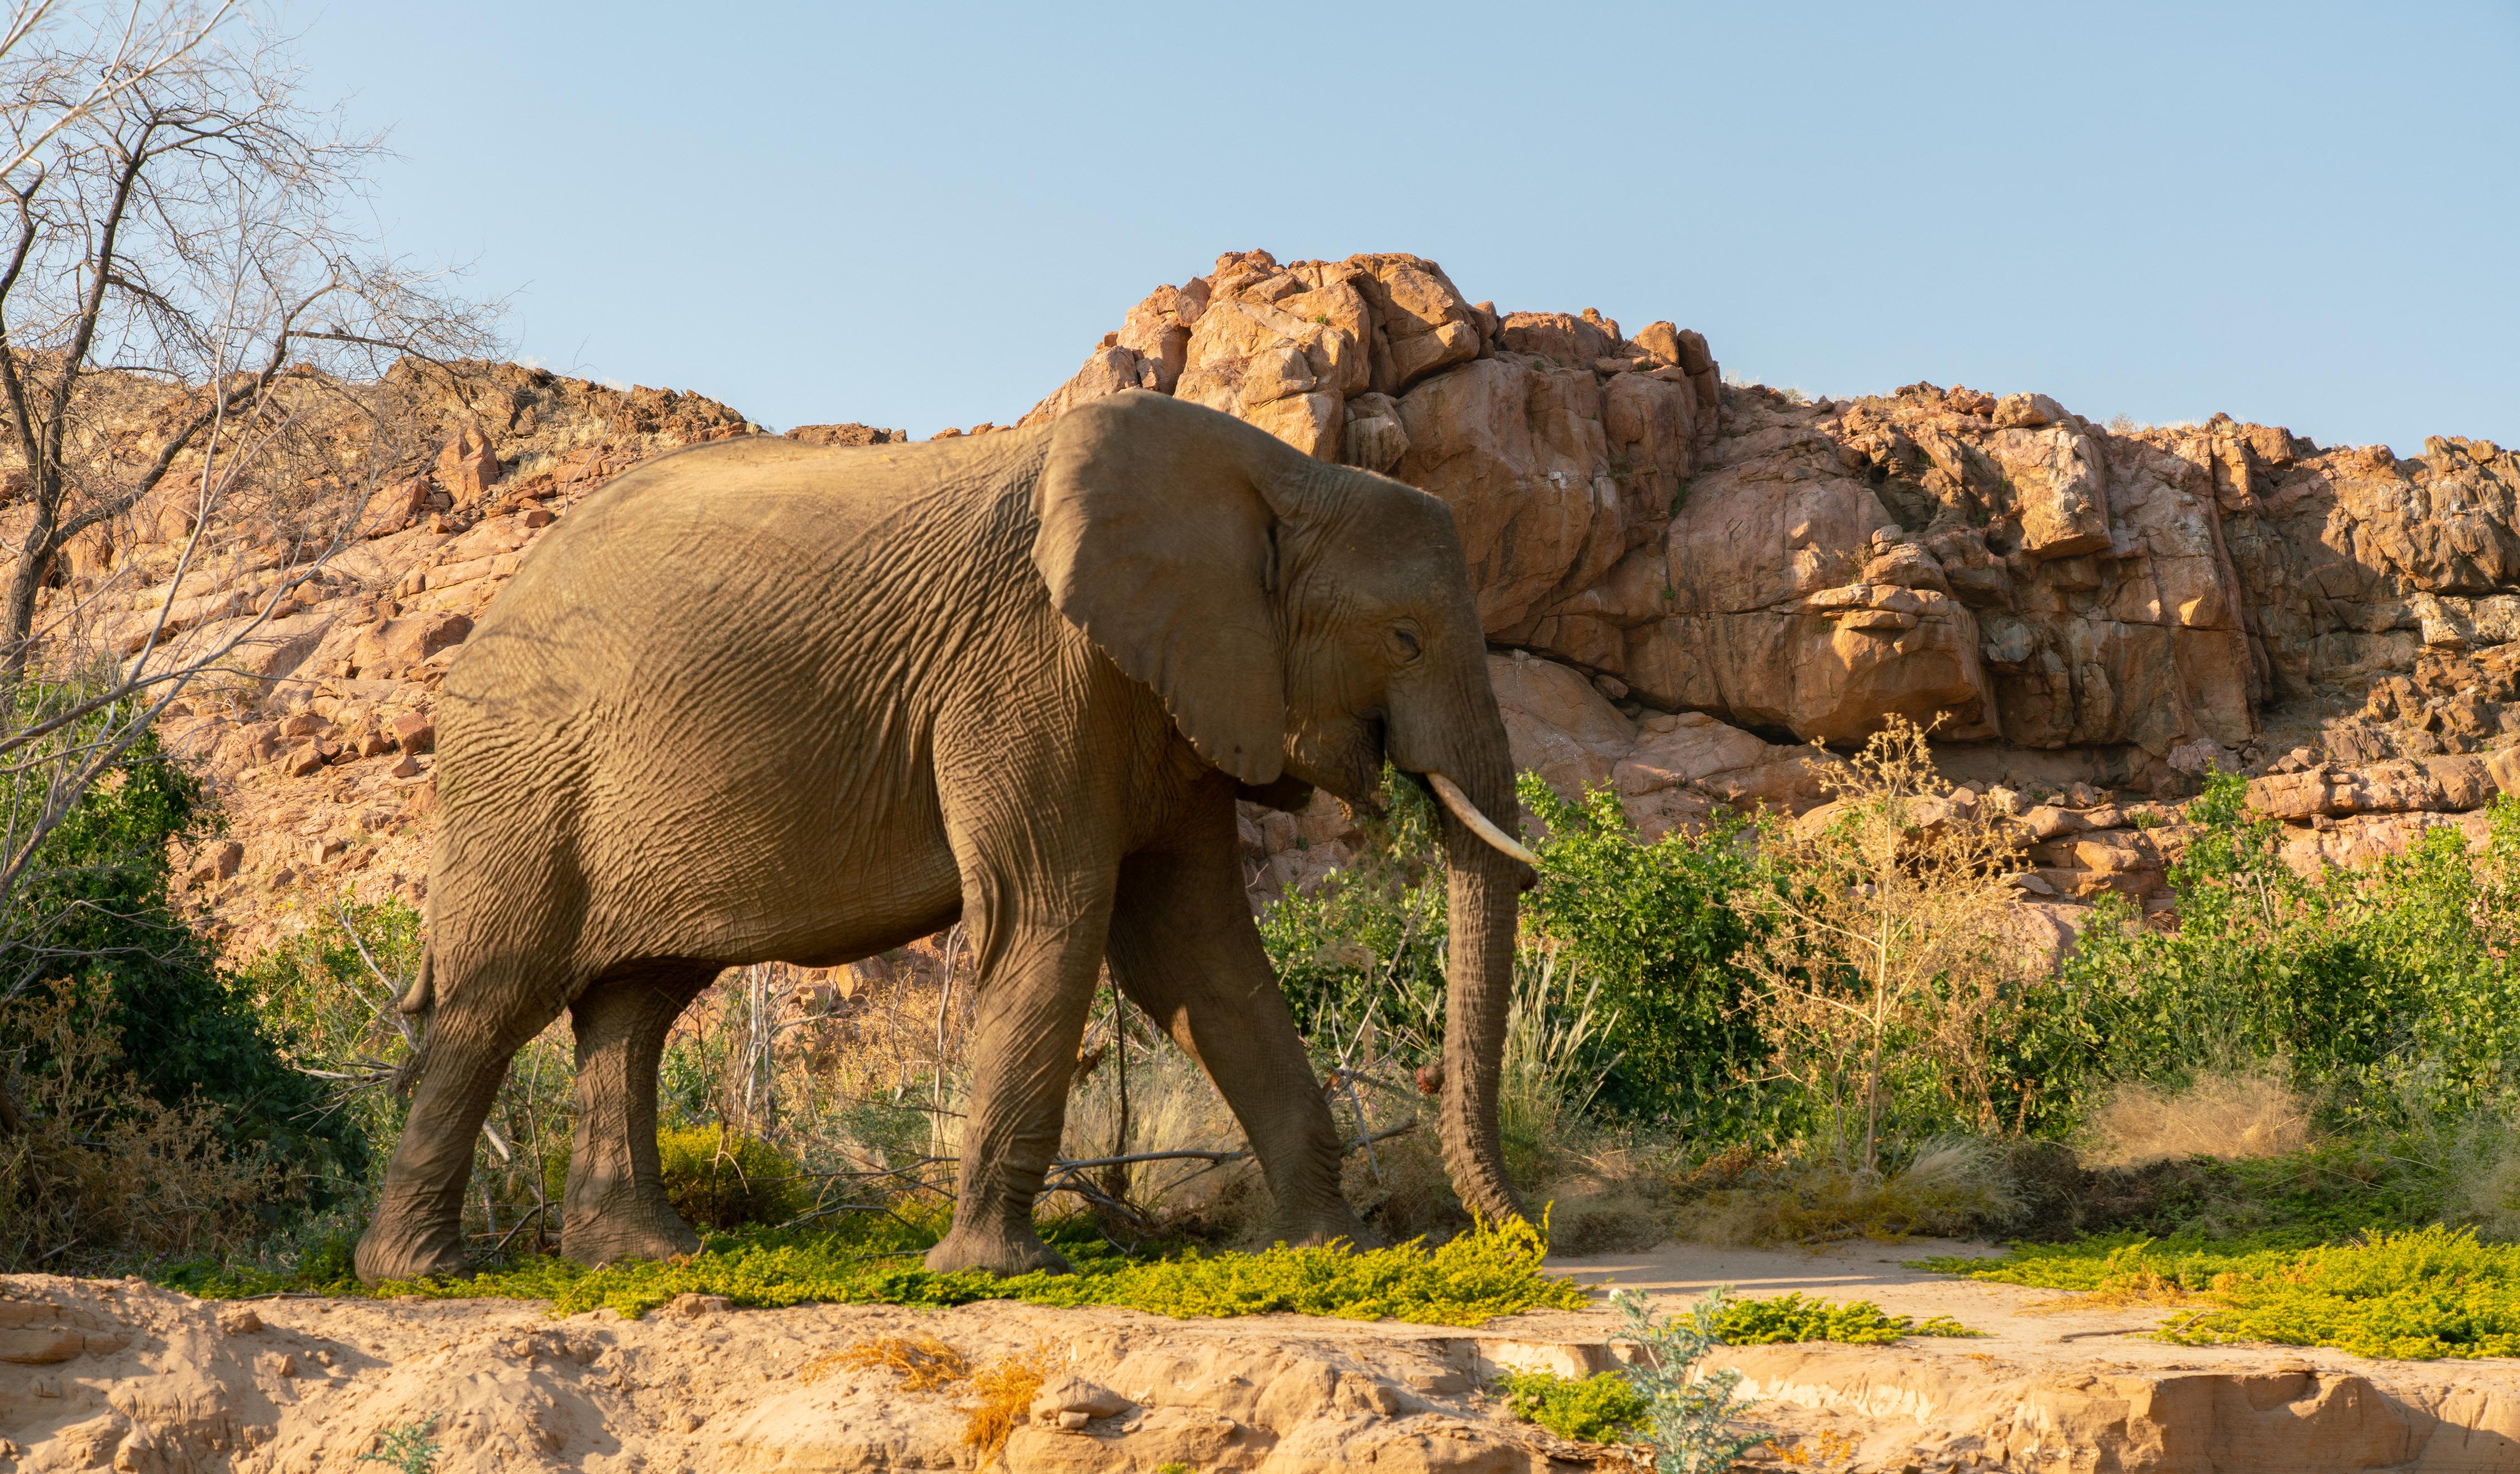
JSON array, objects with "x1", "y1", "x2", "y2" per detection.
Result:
[{"x1": 1425, "y1": 772, "x2": 1540, "y2": 868}]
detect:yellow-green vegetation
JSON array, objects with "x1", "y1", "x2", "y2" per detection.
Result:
[
  {"x1": 1710, "y1": 1291, "x2": 1978, "y2": 1345},
  {"x1": 543, "y1": 1127, "x2": 812, "y2": 1233},
  {"x1": 1495, "y1": 1368, "x2": 1647, "y2": 1443},
  {"x1": 180, "y1": 1214, "x2": 1585, "y2": 1327},
  {"x1": 1919, "y1": 1226, "x2": 2520, "y2": 1360}
]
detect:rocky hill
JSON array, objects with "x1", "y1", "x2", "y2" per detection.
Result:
[{"x1": 49, "y1": 248, "x2": 2513, "y2": 954}]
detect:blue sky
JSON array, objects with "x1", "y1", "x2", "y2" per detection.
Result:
[{"x1": 289, "y1": 3, "x2": 2518, "y2": 453}]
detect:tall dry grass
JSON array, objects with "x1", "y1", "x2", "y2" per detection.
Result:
[{"x1": 2082, "y1": 1069, "x2": 2311, "y2": 1168}]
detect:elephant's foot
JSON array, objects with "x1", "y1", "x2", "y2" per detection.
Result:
[
  {"x1": 561, "y1": 1204, "x2": 703, "y2": 1268},
  {"x1": 924, "y1": 1222, "x2": 1073, "y2": 1278},
  {"x1": 355, "y1": 1210, "x2": 471, "y2": 1285}
]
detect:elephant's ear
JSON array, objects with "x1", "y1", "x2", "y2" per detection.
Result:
[{"x1": 1034, "y1": 391, "x2": 1304, "y2": 786}]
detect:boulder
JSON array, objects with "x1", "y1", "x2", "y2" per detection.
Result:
[
  {"x1": 435, "y1": 426, "x2": 503, "y2": 506},
  {"x1": 348, "y1": 612, "x2": 473, "y2": 679},
  {"x1": 1487, "y1": 651, "x2": 1633, "y2": 798}
]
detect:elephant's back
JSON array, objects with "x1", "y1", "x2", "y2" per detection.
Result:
[{"x1": 445, "y1": 428, "x2": 1051, "y2": 718}]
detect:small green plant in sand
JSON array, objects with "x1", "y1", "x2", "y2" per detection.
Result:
[
  {"x1": 1918, "y1": 1225, "x2": 2520, "y2": 1360},
  {"x1": 1495, "y1": 1367, "x2": 1648, "y2": 1443},
  {"x1": 1613, "y1": 1288, "x2": 1765, "y2": 1474},
  {"x1": 177, "y1": 1212, "x2": 1585, "y2": 1327},
  {"x1": 356, "y1": 1416, "x2": 439, "y2": 1473}
]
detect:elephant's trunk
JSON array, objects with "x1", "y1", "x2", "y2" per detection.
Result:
[
  {"x1": 1393, "y1": 701, "x2": 1529, "y2": 1227},
  {"x1": 1437, "y1": 811, "x2": 1527, "y2": 1225}
]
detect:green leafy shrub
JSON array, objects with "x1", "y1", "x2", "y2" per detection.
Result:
[
  {"x1": 539, "y1": 1126, "x2": 813, "y2": 1232},
  {"x1": 1514, "y1": 777, "x2": 1768, "y2": 1132},
  {"x1": 237, "y1": 896, "x2": 424, "y2": 1179},
  {"x1": 2046, "y1": 780, "x2": 2520, "y2": 1135},
  {"x1": 657, "y1": 1126, "x2": 812, "y2": 1230},
  {"x1": 1496, "y1": 1367, "x2": 1647, "y2": 1443},
  {"x1": 1258, "y1": 770, "x2": 1449, "y2": 1052}
]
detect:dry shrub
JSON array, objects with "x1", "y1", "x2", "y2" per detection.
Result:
[
  {"x1": 0, "y1": 979, "x2": 274, "y2": 1269},
  {"x1": 960, "y1": 1344, "x2": 1064, "y2": 1457},
  {"x1": 2084, "y1": 1069, "x2": 2310, "y2": 1168},
  {"x1": 1544, "y1": 1179, "x2": 1669, "y2": 1256},
  {"x1": 1674, "y1": 1137, "x2": 2020, "y2": 1246},
  {"x1": 1059, "y1": 1028, "x2": 1246, "y2": 1216},
  {"x1": 1742, "y1": 717, "x2": 2042, "y2": 1168},
  {"x1": 801, "y1": 1334, "x2": 971, "y2": 1390}
]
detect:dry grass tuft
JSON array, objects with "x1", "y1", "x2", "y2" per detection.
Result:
[
  {"x1": 2448, "y1": 1117, "x2": 2520, "y2": 1241},
  {"x1": 1675, "y1": 1136, "x2": 2020, "y2": 1246},
  {"x1": 800, "y1": 1334, "x2": 971, "y2": 1391},
  {"x1": 2084, "y1": 1069, "x2": 2310, "y2": 1168},
  {"x1": 959, "y1": 1344, "x2": 1064, "y2": 1457}
]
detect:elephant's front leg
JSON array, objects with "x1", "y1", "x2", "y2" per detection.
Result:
[
  {"x1": 1107, "y1": 841, "x2": 1377, "y2": 1251},
  {"x1": 924, "y1": 880, "x2": 1115, "y2": 1277}
]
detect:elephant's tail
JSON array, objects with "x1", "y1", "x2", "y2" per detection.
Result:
[{"x1": 391, "y1": 937, "x2": 436, "y2": 1103}]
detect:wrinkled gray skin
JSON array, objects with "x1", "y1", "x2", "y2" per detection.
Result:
[{"x1": 353, "y1": 390, "x2": 1531, "y2": 1284}]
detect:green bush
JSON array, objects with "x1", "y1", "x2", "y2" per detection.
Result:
[
  {"x1": 1258, "y1": 770, "x2": 1449, "y2": 1053},
  {"x1": 1710, "y1": 1291, "x2": 1977, "y2": 1345},
  {"x1": 1514, "y1": 777, "x2": 1771, "y2": 1133},
  {"x1": 237, "y1": 896, "x2": 424, "y2": 1180},
  {"x1": 2043, "y1": 777, "x2": 2520, "y2": 1135},
  {"x1": 657, "y1": 1126, "x2": 812, "y2": 1230},
  {"x1": 4, "y1": 732, "x2": 364, "y2": 1209}
]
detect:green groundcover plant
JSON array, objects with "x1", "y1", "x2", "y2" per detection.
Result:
[
  {"x1": 1496, "y1": 1292, "x2": 1979, "y2": 1444},
  {"x1": 1709, "y1": 1291, "x2": 1979, "y2": 1345},
  {"x1": 1918, "y1": 1225, "x2": 2520, "y2": 1360},
  {"x1": 171, "y1": 1213, "x2": 1587, "y2": 1327}
]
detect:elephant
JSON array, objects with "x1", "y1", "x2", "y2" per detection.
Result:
[{"x1": 353, "y1": 388, "x2": 1539, "y2": 1284}]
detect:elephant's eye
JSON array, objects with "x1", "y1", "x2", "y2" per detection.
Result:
[{"x1": 1385, "y1": 623, "x2": 1424, "y2": 665}]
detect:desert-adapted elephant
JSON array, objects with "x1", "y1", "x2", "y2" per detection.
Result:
[{"x1": 354, "y1": 389, "x2": 1539, "y2": 1284}]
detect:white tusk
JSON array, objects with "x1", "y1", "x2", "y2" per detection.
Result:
[{"x1": 1425, "y1": 772, "x2": 1540, "y2": 868}]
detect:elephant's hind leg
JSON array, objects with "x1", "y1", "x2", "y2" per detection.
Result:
[
  {"x1": 1105, "y1": 844, "x2": 1379, "y2": 1251},
  {"x1": 561, "y1": 962, "x2": 717, "y2": 1266},
  {"x1": 354, "y1": 977, "x2": 563, "y2": 1284}
]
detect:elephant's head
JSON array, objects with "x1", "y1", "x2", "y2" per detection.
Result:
[{"x1": 1034, "y1": 390, "x2": 1532, "y2": 1225}]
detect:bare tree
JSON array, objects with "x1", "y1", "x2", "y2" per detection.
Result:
[{"x1": 0, "y1": 0, "x2": 495, "y2": 1002}]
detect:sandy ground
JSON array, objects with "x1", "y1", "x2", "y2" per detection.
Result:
[{"x1": 4, "y1": 1241, "x2": 2518, "y2": 1472}]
